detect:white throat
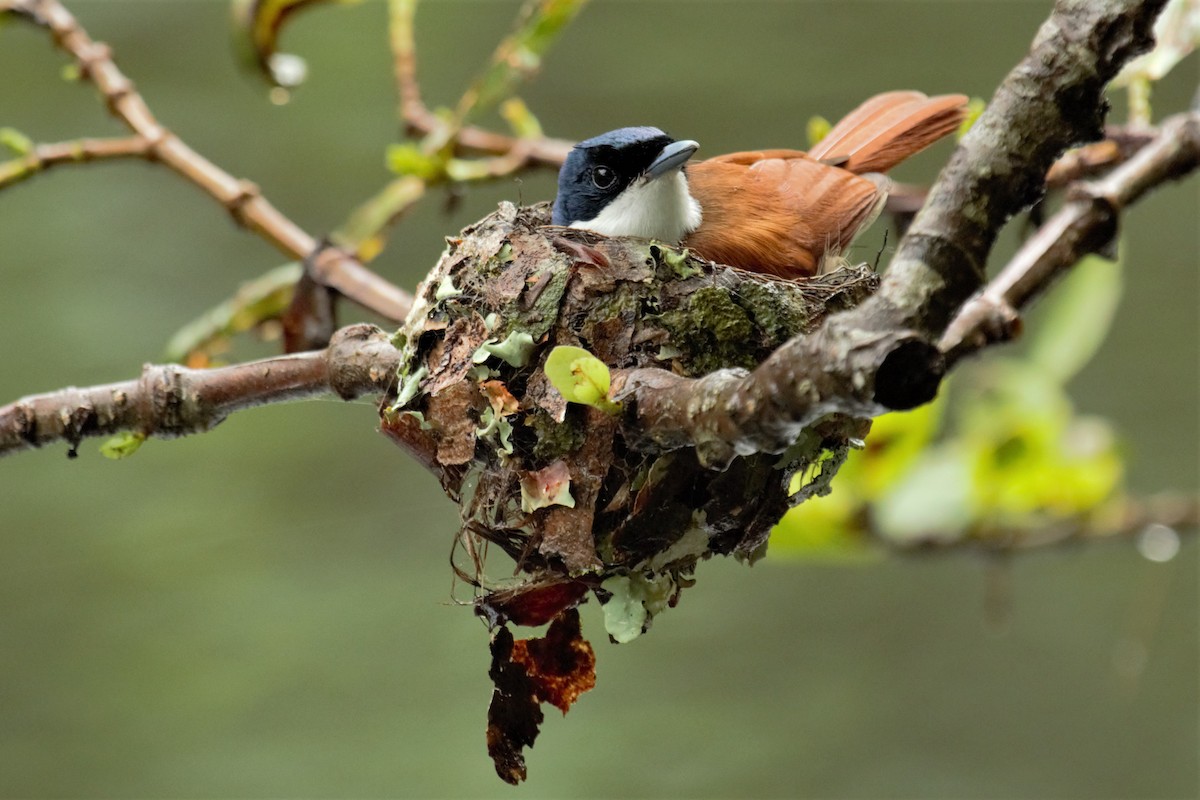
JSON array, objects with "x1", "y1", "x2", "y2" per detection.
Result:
[{"x1": 570, "y1": 172, "x2": 702, "y2": 243}]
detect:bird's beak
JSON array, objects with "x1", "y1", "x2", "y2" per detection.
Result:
[{"x1": 645, "y1": 139, "x2": 699, "y2": 180}]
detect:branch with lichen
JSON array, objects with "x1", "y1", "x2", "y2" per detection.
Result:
[
  {"x1": 0, "y1": 325, "x2": 401, "y2": 459},
  {"x1": 0, "y1": 0, "x2": 1187, "y2": 471},
  {"x1": 617, "y1": 0, "x2": 1172, "y2": 456}
]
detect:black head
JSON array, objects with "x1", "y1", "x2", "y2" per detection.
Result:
[{"x1": 551, "y1": 127, "x2": 696, "y2": 226}]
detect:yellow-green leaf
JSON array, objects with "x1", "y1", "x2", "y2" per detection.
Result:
[
  {"x1": 0, "y1": 127, "x2": 33, "y2": 156},
  {"x1": 956, "y1": 98, "x2": 986, "y2": 139},
  {"x1": 1026, "y1": 251, "x2": 1122, "y2": 383},
  {"x1": 806, "y1": 115, "x2": 831, "y2": 148},
  {"x1": 99, "y1": 431, "x2": 146, "y2": 460},
  {"x1": 544, "y1": 345, "x2": 620, "y2": 414},
  {"x1": 385, "y1": 143, "x2": 445, "y2": 181}
]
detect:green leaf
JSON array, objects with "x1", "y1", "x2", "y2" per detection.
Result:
[
  {"x1": 392, "y1": 364, "x2": 429, "y2": 410},
  {"x1": 385, "y1": 142, "x2": 445, "y2": 180},
  {"x1": 472, "y1": 331, "x2": 536, "y2": 368},
  {"x1": 501, "y1": 97, "x2": 544, "y2": 139},
  {"x1": 544, "y1": 345, "x2": 620, "y2": 414},
  {"x1": 874, "y1": 444, "x2": 975, "y2": 544},
  {"x1": 600, "y1": 574, "x2": 673, "y2": 644},
  {"x1": 457, "y1": 0, "x2": 588, "y2": 122},
  {"x1": 99, "y1": 431, "x2": 146, "y2": 460},
  {"x1": 956, "y1": 97, "x2": 986, "y2": 139},
  {"x1": 806, "y1": 115, "x2": 831, "y2": 148},
  {"x1": 1027, "y1": 251, "x2": 1122, "y2": 382},
  {"x1": 0, "y1": 127, "x2": 33, "y2": 156}
]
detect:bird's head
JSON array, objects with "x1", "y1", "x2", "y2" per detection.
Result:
[{"x1": 551, "y1": 127, "x2": 701, "y2": 243}]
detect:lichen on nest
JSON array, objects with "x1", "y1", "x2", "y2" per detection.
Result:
[{"x1": 383, "y1": 201, "x2": 878, "y2": 636}]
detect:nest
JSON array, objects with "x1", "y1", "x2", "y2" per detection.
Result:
[{"x1": 384, "y1": 200, "x2": 878, "y2": 636}]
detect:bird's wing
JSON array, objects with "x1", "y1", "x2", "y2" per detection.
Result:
[{"x1": 684, "y1": 155, "x2": 885, "y2": 279}]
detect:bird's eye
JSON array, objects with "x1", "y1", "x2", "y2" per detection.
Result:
[{"x1": 591, "y1": 166, "x2": 616, "y2": 189}]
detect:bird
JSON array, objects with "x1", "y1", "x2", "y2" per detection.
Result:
[{"x1": 551, "y1": 91, "x2": 968, "y2": 278}]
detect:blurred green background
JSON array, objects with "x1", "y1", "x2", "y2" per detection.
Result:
[{"x1": 0, "y1": 1, "x2": 1196, "y2": 797}]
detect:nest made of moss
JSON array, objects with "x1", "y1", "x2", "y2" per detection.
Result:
[{"x1": 381, "y1": 201, "x2": 879, "y2": 783}]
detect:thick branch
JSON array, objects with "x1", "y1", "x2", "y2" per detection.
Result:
[
  {"x1": 0, "y1": 325, "x2": 401, "y2": 458},
  {"x1": 619, "y1": 322, "x2": 940, "y2": 468},
  {"x1": 870, "y1": 0, "x2": 1166, "y2": 338},
  {"x1": 620, "y1": 0, "x2": 1167, "y2": 459},
  {"x1": 941, "y1": 111, "x2": 1200, "y2": 361},
  {"x1": 6, "y1": 0, "x2": 413, "y2": 322}
]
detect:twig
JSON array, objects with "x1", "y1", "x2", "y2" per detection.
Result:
[
  {"x1": 389, "y1": 0, "x2": 425, "y2": 134},
  {"x1": 1044, "y1": 125, "x2": 1158, "y2": 187},
  {"x1": 5, "y1": 0, "x2": 413, "y2": 323},
  {"x1": 881, "y1": 492, "x2": 1199, "y2": 553},
  {"x1": 939, "y1": 111, "x2": 1200, "y2": 363},
  {"x1": 163, "y1": 264, "x2": 302, "y2": 364},
  {"x1": 386, "y1": 0, "x2": 572, "y2": 168},
  {"x1": 0, "y1": 325, "x2": 402, "y2": 458},
  {"x1": 883, "y1": 125, "x2": 1159, "y2": 217},
  {"x1": 0, "y1": 135, "x2": 149, "y2": 188}
]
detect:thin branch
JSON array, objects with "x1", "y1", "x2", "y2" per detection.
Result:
[
  {"x1": 0, "y1": 134, "x2": 150, "y2": 188},
  {"x1": 1044, "y1": 125, "x2": 1158, "y2": 188},
  {"x1": 881, "y1": 492, "x2": 1199, "y2": 554},
  {"x1": 884, "y1": 125, "x2": 1160, "y2": 218},
  {"x1": 386, "y1": 0, "x2": 572, "y2": 168},
  {"x1": 388, "y1": 0, "x2": 424, "y2": 134},
  {"x1": 5, "y1": 0, "x2": 413, "y2": 323},
  {"x1": 0, "y1": 325, "x2": 402, "y2": 458},
  {"x1": 940, "y1": 110, "x2": 1200, "y2": 363}
]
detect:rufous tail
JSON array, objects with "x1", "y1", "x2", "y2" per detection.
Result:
[{"x1": 807, "y1": 91, "x2": 968, "y2": 174}]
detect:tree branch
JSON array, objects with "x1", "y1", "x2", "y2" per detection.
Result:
[
  {"x1": 940, "y1": 110, "x2": 1200, "y2": 363},
  {"x1": 3, "y1": 0, "x2": 413, "y2": 323},
  {"x1": 0, "y1": 325, "x2": 402, "y2": 458},
  {"x1": 0, "y1": 134, "x2": 150, "y2": 188},
  {"x1": 386, "y1": 0, "x2": 572, "y2": 168},
  {"x1": 620, "y1": 0, "x2": 1169, "y2": 458}
]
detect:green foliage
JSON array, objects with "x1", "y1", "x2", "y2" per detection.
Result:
[
  {"x1": 806, "y1": 115, "x2": 831, "y2": 148},
  {"x1": 1026, "y1": 252, "x2": 1122, "y2": 382},
  {"x1": 772, "y1": 251, "x2": 1128, "y2": 557},
  {"x1": 473, "y1": 331, "x2": 536, "y2": 368},
  {"x1": 386, "y1": 143, "x2": 445, "y2": 181},
  {"x1": 0, "y1": 127, "x2": 33, "y2": 156},
  {"x1": 458, "y1": 0, "x2": 590, "y2": 123},
  {"x1": 500, "y1": 97, "x2": 544, "y2": 139},
  {"x1": 544, "y1": 345, "x2": 620, "y2": 414},
  {"x1": 957, "y1": 98, "x2": 987, "y2": 139},
  {"x1": 99, "y1": 431, "x2": 146, "y2": 460}
]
